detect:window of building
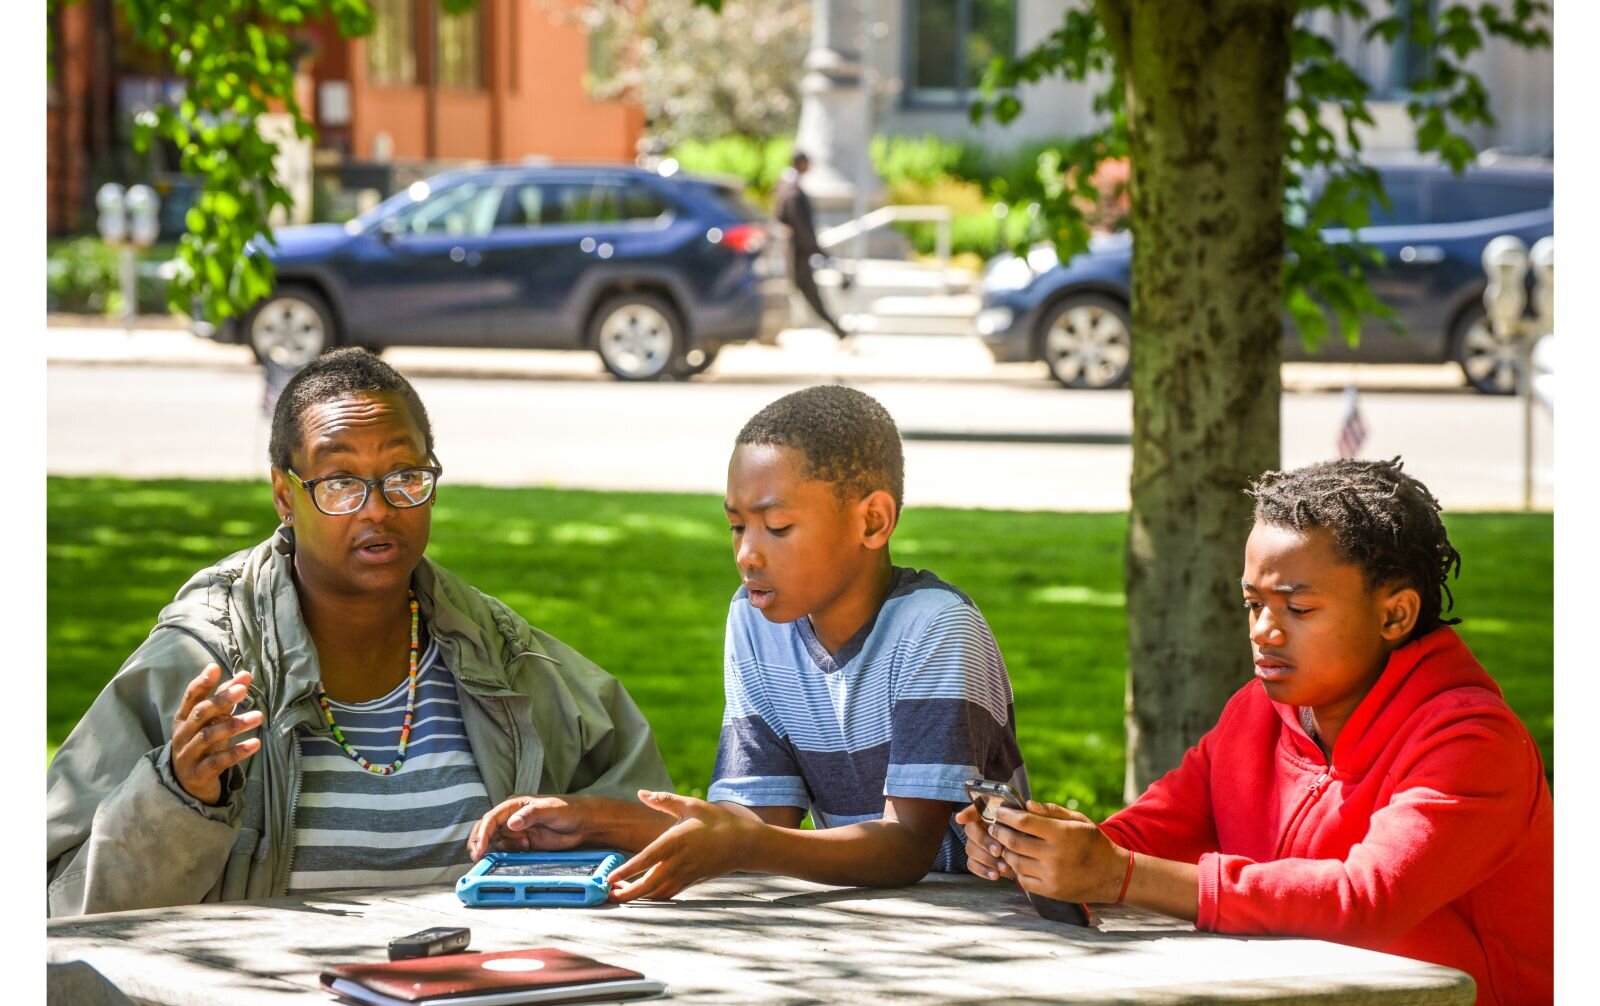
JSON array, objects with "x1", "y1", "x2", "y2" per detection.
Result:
[
  {"x1": 438, "y1": 5, "x2": 484, "y2": 90},
  {"x1": 1383, "y1": 0, "x2": 1439, "y2": 97},
  {"x1": 906, "y1": 0, "x2": 1016, "y2": 105},
  {"x1": 368, "y1": 0, "x2": 417, "y2": 86},
  {"x1": 587, "y1": 22, "x2": 619, "y2": 94},
  {"x1": 111, "y1": 8, "x2": 170, "y2": 77}
]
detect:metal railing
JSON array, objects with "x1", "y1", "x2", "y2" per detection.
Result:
[{"x1": 817, "y1": 205, "x2": 953, "y2": 269}]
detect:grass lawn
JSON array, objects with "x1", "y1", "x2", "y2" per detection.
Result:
[{"x1": 47, "y1": 477, "x2": 1554, "y2": 818}]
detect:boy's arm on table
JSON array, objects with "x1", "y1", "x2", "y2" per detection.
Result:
[
  {"x1": 956, "y1": 692, "x2": 1231, "y2": 922},
  {"x1": 954, "y1": 690, "x2": 1229, "y2": 919},
  {"x1": 605, "y1": 791, "x2": 953, "y2": 902},
  {"x1": 466, "y1": 793, "x2": 810, "y2": 860},
  {"x1": 959, "y1": 801, "x2": 1200, "y2": 922},
  {"x1": 468, "y1": 793, "x2": 671, "y2": 859}
]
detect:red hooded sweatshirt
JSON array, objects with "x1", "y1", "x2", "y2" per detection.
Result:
[{"x1": 1099, "y1": 627, "x2": 1552, "y2": 1005}]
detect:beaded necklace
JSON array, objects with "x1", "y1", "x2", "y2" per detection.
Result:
[{"x1": 313, "y1": 592, "x2": 420, "y2": 776}]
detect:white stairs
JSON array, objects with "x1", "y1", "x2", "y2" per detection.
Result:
[{"x1": 808, "y1": 258, "x2": 981, "y2": 338}]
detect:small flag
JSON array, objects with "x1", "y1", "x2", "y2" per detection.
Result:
[{"x1": 1336, "y1": 384, "x2": 1367, "y2": 459}]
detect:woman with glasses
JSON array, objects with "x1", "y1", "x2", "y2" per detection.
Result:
[{"x1": 47, "y1": 348, "x2": 672, "y2": 916}]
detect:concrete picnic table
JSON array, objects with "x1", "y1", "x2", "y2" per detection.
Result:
[{"x1": 46, "y1": 872, "x2": 1474, "y2": 1004}]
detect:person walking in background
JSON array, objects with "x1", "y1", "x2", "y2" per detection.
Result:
[{"x1": 773, "y1": 151, "x2": 851, "y2": 340}]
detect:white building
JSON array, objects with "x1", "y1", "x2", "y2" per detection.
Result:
[{"x1": 861, "y1": 0, "x2": 1551, "y2": 157}]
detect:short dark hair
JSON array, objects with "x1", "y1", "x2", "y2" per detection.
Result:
[
  {"x1": 268, "y1": 348, "x2": 434, "y2": 470},
  {"x1": 792, "y1": 151, "x2": 810, "y2": 166},
  {"x1": 736, "y1": 385, "x2": 904, "y2": 509},
  {"x1": 1245, "y1": 457, "x2": 1462, "y2": 639}
]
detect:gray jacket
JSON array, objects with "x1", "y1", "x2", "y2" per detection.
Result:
[{"x1": 46, "y1": 529, "x2": 672, "y2": 917}]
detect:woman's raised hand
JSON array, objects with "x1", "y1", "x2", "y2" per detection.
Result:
[{"x1": 170, "y1": 664, "x2": 264, "y2": 805}]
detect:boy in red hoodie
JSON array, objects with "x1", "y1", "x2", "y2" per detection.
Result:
[{"x1": 958, "y1": 458, "x2": 1552, "y2": 1005}]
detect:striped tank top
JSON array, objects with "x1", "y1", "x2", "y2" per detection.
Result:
[{"x1": 289, "y1": 636, "x2": 493, "y2": 893}]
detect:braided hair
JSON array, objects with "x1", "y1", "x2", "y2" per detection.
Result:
[
  {"x1": 1245, "y1": 457, "x2": 1462, "y2": 640},
  {"x1": 736, "y1": 385, "x2": 904, "y2": 510}
]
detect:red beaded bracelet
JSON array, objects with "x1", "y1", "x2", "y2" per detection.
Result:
[{"x1": 1114, "y1": 848, "x2": 1136, "y2": 904}]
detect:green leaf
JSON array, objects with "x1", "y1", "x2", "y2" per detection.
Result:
[{"x1": 1286, "y1": 287, "x2": 1330, "y2": 351}]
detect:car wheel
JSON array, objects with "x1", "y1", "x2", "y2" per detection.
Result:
[
  {"x1": 1452, "y1": 303, "x2": 1519, "y2": 395},
  {"x1": 246, "y1": 285, "x2": 337, "y2": 367},
  {"x1": 671, "y1": 345, "x2": 720, "y2": 379},
  {"x1": 590, "y1": 292, "x2": 684, "y2": 382},
  {"x1": 1037, "y1": 294, "x2": 1132, "y2": 389}
]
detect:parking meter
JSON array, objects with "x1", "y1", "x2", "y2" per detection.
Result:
[
  {"x1": 95, "y1": 181, "x2": 161, "y2": 332},
  {"x1": 96, "y1": 183, "x2": 128, "y2": 245},
  {"x1": 1482, "y1": 233, "x2": 1552, "y2": 511},
  {"x1": 1529, "y1": 236, "x2": 1553, "y2": 333},
  {"x1": 1480, "y1": 235, "x2": 1528, "y2": 335},
  {"x1": 124, "y1": 184, "x2": 162, "y2": 249}
]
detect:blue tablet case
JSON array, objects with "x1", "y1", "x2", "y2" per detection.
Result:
[{"x1": 455, "y1": 850, "x2": 625, "y2": 908}]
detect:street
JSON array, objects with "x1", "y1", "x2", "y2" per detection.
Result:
[{"x1": 45, "y1": 325, "x2": 1552, "y2": 512}]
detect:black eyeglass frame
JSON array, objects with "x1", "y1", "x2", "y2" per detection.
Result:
[{"x1": 284, "y1": 458, "x2": 444, "y2": 516}]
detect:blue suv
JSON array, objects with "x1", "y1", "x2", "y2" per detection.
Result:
[
  {"x1": 198, "y1": 164, "x2": 789, "y2": 380},
  {"x1": 975, "y1": 161, "x2": 1552, "y2": 393}
]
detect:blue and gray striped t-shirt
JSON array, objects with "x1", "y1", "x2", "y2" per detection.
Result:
[
  {"x1": 289, "y1": 637, "x2": 492, "y2": 893},
  {"x1": 707, "y1": 566, "x2": 1028, "y2": 871}
]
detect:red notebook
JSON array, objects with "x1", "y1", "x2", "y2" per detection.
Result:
[{"x1": 320, "y1": 947, "x2": 666, "y2": 1006}]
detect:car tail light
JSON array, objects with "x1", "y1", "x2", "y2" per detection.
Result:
[{"x1": 720, "y1": 224, "x2": 767, "y2": 254}]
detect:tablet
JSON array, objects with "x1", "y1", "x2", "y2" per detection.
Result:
[{"x1": 455, "y1": 851, "x2": 626, "y2": 908}]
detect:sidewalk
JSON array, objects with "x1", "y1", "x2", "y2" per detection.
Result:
[
  {"x1": 45, "y1": 315, "x2": 1471, "y2": 392},
  {"x1": 47, "y1": 315, "x2": 1549, "y2": 511}
]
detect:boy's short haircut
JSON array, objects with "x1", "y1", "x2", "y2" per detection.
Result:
[
  {"x1": 736, "y1": 385, "x2": 905, "y2": 509},
  {"x1": 1245, "y1": 457, "x2": 1462, "y2": 640}
]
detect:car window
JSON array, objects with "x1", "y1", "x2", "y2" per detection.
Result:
[
  {"x1": 1294, "y1": 174, "x2": 1425, "y2": 230},
  {"x1": 394, "y1": 182, "x2": 498, "y2": 237},
  {"x1": 494, "y1": 182, "x2": 620, "y2": 228},
  {"x1": 1364, "y1": 176, "x2": 1426, "y2": 227},
  {"x1": 1429, "y1": 177, "x2": 1551, "y2": 224},
  {"x1": 619, "y1": 184, "x2": 669, "y2": 221}
]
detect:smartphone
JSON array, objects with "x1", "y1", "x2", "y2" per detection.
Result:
[
  {"x1": 964, "y1": 779, "x2": 1026, "y2": 824},
  {"x1": 962, "y1": 778, "x2": 1094, "y2": 927},
  {"x1": 388, "y1": 926, "x2": 471, "y2": 961}
]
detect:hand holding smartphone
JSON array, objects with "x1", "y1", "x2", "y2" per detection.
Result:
[{"x1": 962, "y1": 779, "x2": 1094, "y2": 927}]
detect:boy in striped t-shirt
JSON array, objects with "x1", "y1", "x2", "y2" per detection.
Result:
[{"x1": 470, "y1": 386, "x2": 1028, "y2": 899}]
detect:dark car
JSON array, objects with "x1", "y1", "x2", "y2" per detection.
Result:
[
  {"x1": 197, "y1": 164, "x2": 789, "y2": 380},
  {"x1": 975, "y1": 162, "x2": 1553, "y2": 393}
]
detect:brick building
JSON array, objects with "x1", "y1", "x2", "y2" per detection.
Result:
[{"x1": 47, "y1": 0, "x2": 645, "y2": 234}]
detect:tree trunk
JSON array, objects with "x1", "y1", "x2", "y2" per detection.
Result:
[{"x1": 1115, "y1": 0, "x2": 1294, "y2": 800}]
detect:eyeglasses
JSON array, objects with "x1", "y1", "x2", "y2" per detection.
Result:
[{"x1": 284, "y1": 460, "x2": 443, "y2": 516}]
